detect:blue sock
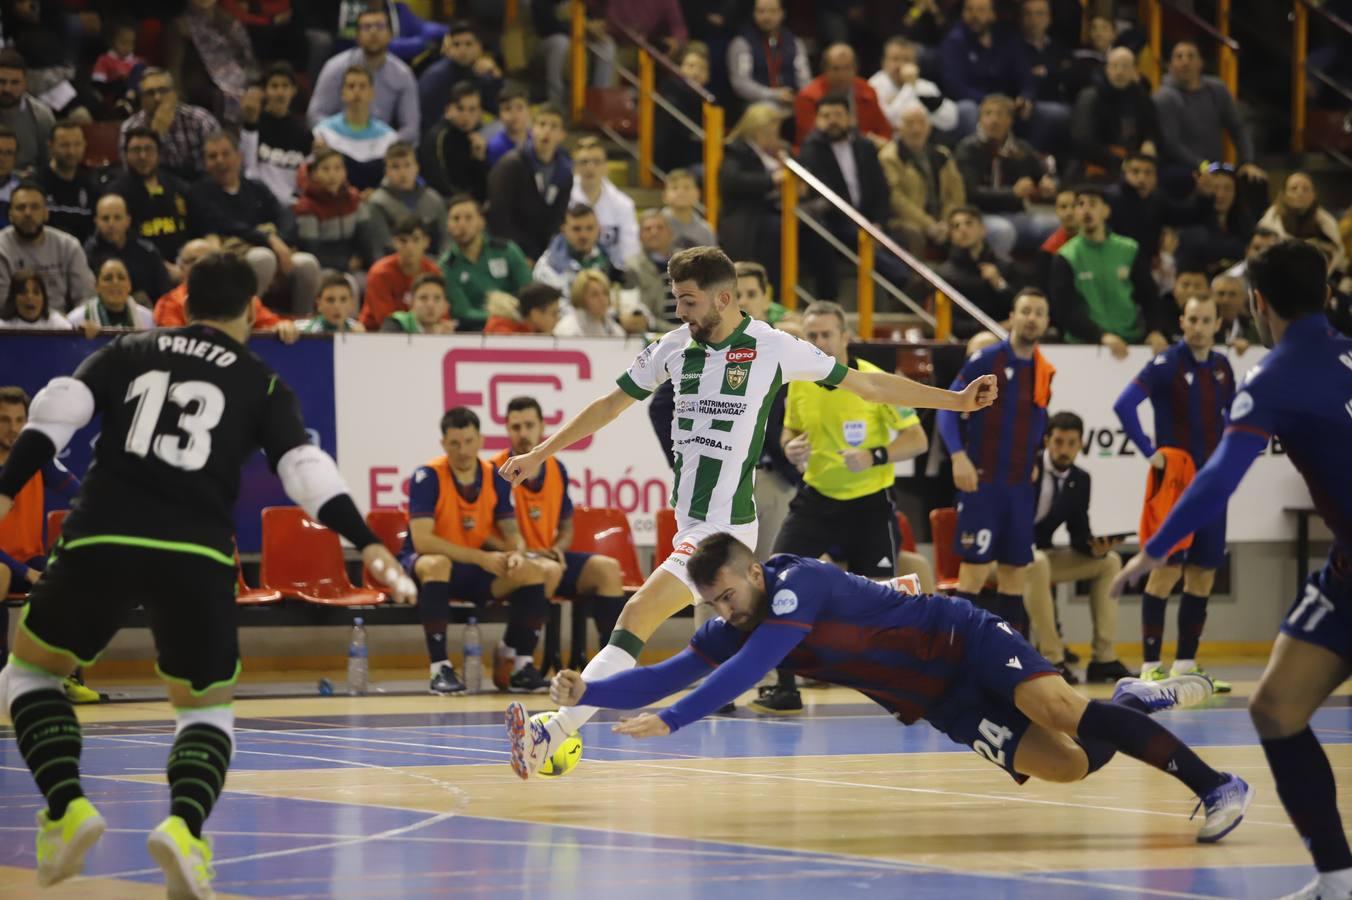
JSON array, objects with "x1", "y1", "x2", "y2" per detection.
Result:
[
  {"x1": 503, "y1": 584, "x2": 548, "y2": 656},
  {"x1": 418, "y1": 581, "x2": 451, "y2": 663},
  {"x1": 997, "y1": 592, "x2": 1028, "y2": 636},
  {"x1": 1141, "y1": 592, "x2": 1167, "y2": 664},
  {"x1": 1262, "y1": 728, "x2": 1352, "y2": 872},
  {"x1": 1076, "y1": 687, "x2": 1153, "y2": 775},
  {"x1": 1077, "y1": 699, "x2": 1225, "y2": 795}
]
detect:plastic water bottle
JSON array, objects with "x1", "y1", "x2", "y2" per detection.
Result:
[
  {"x1": 463, "y1": 617, "x2": 483, "y2": 694},
  {"x1": 347, "y1": 617, "x2": 369, "y2": 696}
]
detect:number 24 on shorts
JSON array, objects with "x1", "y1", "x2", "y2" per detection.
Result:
[{"x1": 972, "y1": 718, "x2": 1015, "y2": 767}]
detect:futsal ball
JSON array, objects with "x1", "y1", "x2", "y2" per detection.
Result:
[{"x1": 530, "y1": 711, "x2": 584, "y2": 778}]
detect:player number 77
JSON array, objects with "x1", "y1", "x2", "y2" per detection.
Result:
[{"x1": 1287, "y1": 584, "x2": 1335, "y2": 633}]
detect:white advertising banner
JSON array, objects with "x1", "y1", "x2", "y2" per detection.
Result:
[
  {"x1": 1037, "y1": 345, "x2": 1310, "y2": 542},
  {"x1": 334, "y1": 333, "x2": 674, "y2": 544}
]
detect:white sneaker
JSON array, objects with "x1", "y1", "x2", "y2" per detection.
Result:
[
  {"x1": 1278, "y1": 870, "x2": 1352, "y2": 899},
  {"x1": 1194, "y1": 773, "x2": 1253, "y2": 843},
  {"x1": 1113, "y1": 672, "x2": 1213, "y2": 712},
  {"x1": 506, "y1": 701, "x2": 553, "y2": 781}
]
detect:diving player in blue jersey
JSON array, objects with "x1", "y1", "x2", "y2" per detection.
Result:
[
  {"x1": 552, "y1": 532, "x2": 1254, "y2": 844},
  {"x1": 1112, "y1": 240, "x2": 1352, "y2": 900}
]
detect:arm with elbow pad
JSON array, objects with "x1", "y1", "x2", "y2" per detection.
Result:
[{"x1": 0, "y1": 376, "x2": 95, "y2": 500}]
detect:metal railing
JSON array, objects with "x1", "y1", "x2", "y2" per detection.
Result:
[
  {"x1": 1291, "y1": 0, "x2": 1352, "y2": 154},
  {"x1": 1139, "y1": 0, "x2": 1239, "y2": 162}
]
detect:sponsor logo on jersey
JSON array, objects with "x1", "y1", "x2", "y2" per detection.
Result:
[
  {"x1": 1005, "y1": 656, "x2": 1023, "y2": 669},
  {"x1": 843, "y1": 420, "x2": 867, "y2": 446},
  {"x1": 489, "y1": 258, "x2": 508, "y2": 279},
  {"x1": 673, "y1": 541, "x2": 697, "y2": 557},
  {"x1": 461, "y1": 515, "x2": 477, "y2": 531},
  {"x1": 723, "y1": 363, "x2": 749, "y2": 392},
  {"x1": 960, "y1": 531, "x2": 976, "y2": 549},
  {"x1": 528, "y1": 506, "x2": 542, "y2": 520},
  {"x1": 1230, "y1": 390, "x2": 1253, "y2": 420},
  {"x1": 771, "y1": 589, "x2": 798, "y2": 615},
  {"x1": 726, "y1": 349, "x2": 756, "y2": 363}
]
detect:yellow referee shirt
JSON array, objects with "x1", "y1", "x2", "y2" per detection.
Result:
[{"x1": 784, "y1": 357, "x2": 920, "y2": 501}]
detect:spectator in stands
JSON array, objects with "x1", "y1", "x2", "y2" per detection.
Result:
[
  {"x1": 188, "y1": 131, "x2": 321, "y2": 314},
  {"x1": 66, "y1": 257, "x2": 153, "y2": 335},
  {"x1": 938, "y1": 206, "x2": 1016, "y2": 332},
  {"x1": 1178, "y1": 163, "x2": 1256, "y2": 273},
  {"x1": 220, "y1": 0, "x2": 303, "y2": 68},
  {"x1": 294, "y1": 148, "x2": 379, "y2": 280},
  {"x1": 379, "y1": 270, "x2": 456, "y2": 333},
  {"x1": 953, "y1": 93, "x2": 1058, "y2": 259},
  {"x1": 941, "y1": 0, "x2": 1033, "y2": 139},
  {"x1": 655, "y1": 43, "x2": 709, "y2": 175},
  {"x1": 486, "y1": 84, "x2": 530, "y2": 168},
  {"x1": 308, "y1": 8, "x2": 419, "y2": 144},
  {"x1": 84, "y1": 194, "x2": 172, "y2": 306},
  {"x1": 1160, "y1": 266, "x2": 1212, "y2": 335},
  {"x1": 313, "y1": 65, "x2": 400, "y2": 192},
  {"x1": 1108, "y1": 152, "x2": 1198, "y2": 279},
  {"x1": 0, "y1": 182, "x2": 92, "y2": 313},
  {"x1": 721, "y1": 102, "x2": 787, "y2": 281},
  {"x1": 302, "y1": 270, "x2": 365, "y2": 333},
  {"x1": 419, "y1": 20, "x2": 503, "y2": 125},
  {"x1": 570, "y1": 137, "x2": 639, "y2": 274},
  {"x1": 1068, "y1": 12, "x2": 1118, "y2": 98},
  {"x1": 1224, "y1": 225, "x2": 1280, "y2": 287},
  {"x1": 0, "y1": 49, "x2": 52, "y2": 172},
  {"x1": 0, "y1": 267, "x2": 69, "y2": 328},
  {"x1": 0, "y1": 125, "x2": 21, "y2": 228},
  {"x1": 152, "y1": 236, "x2": 299, "y2": 342},
  {"x1": 532, "y1": 203, "x2": 616, "y2": 299},
  {"x1": 1037, "y1": 187, "x2": 1077, "y2": 287},
  {"x1": 484, "y1": 280, "x2": 562, "y2": 334},
  {"x1": 735, "y1": 259, "x2": 793, "y2": 327},
  {"x1": 486, "y1": 104, "x2": 571, "y2": 259},
  {"x1": 1153, "y1": 41, "x2": 1265, "y2": 189},
  {"x1": 662, "y1": 169, "x2": 714, "y2": 249},
  {"x1": 417, "y1": 81, "x2": 488, "y2": 203},
  {"x1": 108, "y1": 128, "x2": 193, "y2": 265},
  {"x1": 727, "y1": 0, "x2": 811, "y2": 115},
  {"x1": 362, "y1": 215, "x2": 441, "y2": 329},
  {"x1": 532, "y1": 0, "x2": 616, "y2": 113},
  {"x1": 119, "y1": 69, "x2": 220, "y2": 182},
  {"x1": 869, "y1": 36, "x2": 958, "y2": 137},
  {"x1": 166, "y1": 0, "x2": 256, "y2": 123},
  {"x1": 880, "y1": 100, "x2": 965, "y2": 255},
  {"x1": 794, "y1": 44, "x2": 889, "y2": 146},
  {"x1": 91, "y1": 21, "x2": 143, "y2": 108},
  {"x1": 240, "y1": 62, "x2": 313, "y2": 205},
  {"x1": 624, "y1": 208, "x2": 679, "y2": 331},
  {"x1": 1211, "y1": 272, "x2": 1259, "y2": 355},
  {"x1": 555, "y1": 268, "x2": 625, "y2": 336},
  {"x1": 36, "y1": 121, "x2": 95, "y2": 244},
  {"x1": 1257, "y1": 171, "x2": 1345, "y2": 273},
  {"x1": 366, "y1": 142, "x2": 448, "y2": 255},
  {"x1": 1017, "y1": 0, "x2": 1073, "y2": 153},
  {"x1": 601, "y1": 0, "x2": 688, "y2": 57},
  {"x1": 1050, "y1": 185, "x2": 1165, "y2": 357},
  {"x1": 1070, "y1": 47, "x2": 1159, "y2": 182},
  {"x1": 439, "y1": 194, "x2": 532, "y2": 330}
]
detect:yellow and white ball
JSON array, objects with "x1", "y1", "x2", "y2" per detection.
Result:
[{"x1": 531, "y1": 711, "x2": 583, "y2": 778}]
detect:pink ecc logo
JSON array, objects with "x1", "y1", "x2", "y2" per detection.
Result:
[{"x1": 443, "y1": 348, "x2": 594, "y2": 451}]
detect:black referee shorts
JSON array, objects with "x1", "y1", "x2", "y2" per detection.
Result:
[
  {"x1": 771, "y1": 486, "x2": 899, "y2": 578},
  {"x1": 21, "y1": 542, "x2": 240, "y2": 693}
]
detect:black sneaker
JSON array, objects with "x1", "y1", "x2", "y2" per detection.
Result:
[
  {"x1": 1085, "y1": 659, "x2": 1135, "y2": 683},
  {"x1": 748, "y1": 684, "x2": 803, "y2": 715},
  {"x1": 1054, "y1": 661, "x2": 1080, "y2": 685},
  {"x1": 508, "y1": 663, "x2": 550, "y2": 693},
  {"x1": 429, "y1": 664, "x2": 466, "y2": 695},
  {"x1": 716, "y1": 702, "x2": 736, "y2": 714},
  {"x1": 1063, "y1": 647, "x2": 1081, "y2": 664}
]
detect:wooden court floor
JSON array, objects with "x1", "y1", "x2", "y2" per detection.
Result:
[{"x1": 2, "y1": 674, "x2": 1350, "y2": 898}]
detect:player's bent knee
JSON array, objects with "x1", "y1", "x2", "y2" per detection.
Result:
[
  {"x1": 1248, "y1": 686, "x2": 1308, "y2": 739},
  {"x1": 1101, "y1": 551, "x2": 1122, "y2": 574},
  {"x1": 1183, "y1": 567, "x2": 1216, "y2": 596},
  {"x1": 415, "y1": 555, "x2": 452, "y2": 581}
]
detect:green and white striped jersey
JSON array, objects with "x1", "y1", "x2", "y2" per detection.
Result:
[{"x1": 617, "y1": 314, "x2": 847, "y2": 526}]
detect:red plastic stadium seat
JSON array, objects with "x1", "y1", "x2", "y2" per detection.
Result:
[
  {"x1": 260, "y1": 506, "x2": 386, "y2": 606},
  {"x1": 81, "y1": 122, "x2": 122, "y2": 168},
  {"x1": 568, "y1": 507, "x2": 645, "y2": 592},
  {"x1": 235, "y1": 550, "x2": 283, "y2": 606},
  {"x1": 652, "y1": 507, "x2": 677, "y2": 574},
  {"x1": 45, "y1": 509, "x2": 67, "y2": 551},
  {"x1": 363, "y1": 509, "x2": 408, "y2": 590},
  {"x1": 895, "y1": 510, "x2": 917, "y2": 553},
  {"x1": 929, "y1": 507, "x2": 962, "y2": 592}
]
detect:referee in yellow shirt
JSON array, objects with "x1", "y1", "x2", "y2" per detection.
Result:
[{"x1": 753, "y1": 301, "x2": 932, "y2": 714}]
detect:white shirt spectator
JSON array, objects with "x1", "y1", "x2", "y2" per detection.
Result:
[
  {"x1": 554, "y1": 308, "x2": 625, "y2": 337},
  {"x1": 869, "y1": 70, "x2": 958, "y2": 133},
  {"x1": 569, "y1": 179, "x2": 640, "y2": 273}
]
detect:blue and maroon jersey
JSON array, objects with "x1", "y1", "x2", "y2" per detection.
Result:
[
  {"x1": 938, "y1": 340, "x2": 1052, "y2": 486},
  {"x1": 690, "y1": 556, "x2": 980, "y2": 724},
  {"x1": 1131, "y1": 342, "x2": 1236, "y2": 466}
]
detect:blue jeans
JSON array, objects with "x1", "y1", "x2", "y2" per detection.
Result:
[{"x1": 982, "y1": 211, "x2": 1059, "y2": 260}]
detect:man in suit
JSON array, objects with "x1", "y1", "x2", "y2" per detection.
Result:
[{"x1": 1023, "y1": 411, "x2": 1133, "y2": 684}]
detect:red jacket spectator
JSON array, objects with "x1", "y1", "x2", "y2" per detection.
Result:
[
  {"x1": 154, "y1": 283, "x2": 281, "y2": 328},
  {"x1": 794, "y1": 46, "x2": 890, "y2": 145},
  {"x1": 361, "y1": 252, "x2": 440, "y2": 330},
  {"x1": 484, "y1": 315, "x2": 533, "y2": 334}
]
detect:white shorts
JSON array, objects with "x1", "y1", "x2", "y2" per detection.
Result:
[{"x1": 659, "y1": 520, "x2": 761, "y2": 595}]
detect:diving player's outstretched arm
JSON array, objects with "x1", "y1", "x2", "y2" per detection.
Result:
[
  {"x1": 839, "y1": 367, "x2": 998, "y2": 413},
  {"x1": 499, "y1": 386, "x2": 636, "y2": 486},
  {"x1": 551, "y1": 649, "x2": 712, "y2": 710}
]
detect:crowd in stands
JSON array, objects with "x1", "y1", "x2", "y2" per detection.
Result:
[{"x1": 0, "y1": 0, "x2": 1346, "y2": 346}]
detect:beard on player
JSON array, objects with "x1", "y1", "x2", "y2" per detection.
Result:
[
  {"x1": 685, "y1": 306, "x2": 721, "y2": 344},
  {"x1": 726, "y1": 584, "x2": 770, "y2": 632}
]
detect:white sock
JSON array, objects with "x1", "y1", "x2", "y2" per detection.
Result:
[
  {"x1": 1171, "y1": 659, "x2": 1195, "y2": 674},
  {"x1": 430, "y1": 662, "x2": 446, "y2": 676},
  {"x1": 1321, "y1": 868, "x2": 1352, "y2": 890},
  {"x1": 513, "y1": 655, "x2": 531, "y2": 673},
  {"x1": 551, "y1": 644, "x2": 637, "y2": 737}
]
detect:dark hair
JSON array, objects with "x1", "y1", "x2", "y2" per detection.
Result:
[
  {"x1": 668, "y1": 246, "x2": 736, "y2": 292},
  {"x1": 0, "y1": 385, "x2": 30, "y2": 411},
  {"x1": 384, "y1": 140, "x2": 415, "y2": 161},
  {"x1": 1074, "y1": 184, "x2": 1109, "y2": 202},
  {"x1": 450, "y1": 80, "x2": 481, "y2": 105},
  {"x1": 311, "y1": 146, "x2": 344, "y2": 170},
  {"x1": 817, "y1": 92, "x2": 850, "y2": 113},
  {"x1": 123, "y1": 126, "x2": 160, "y2": 149},
  {"x1": 448, "y1": 19, "x2": 478, "y2": 38},
  {"x1": 734, "y1": 260, "x2": 768, "y2": 292},
  {"x1": 498, "y1": 82, "x2": 529, "y2": 106},
  {"x1": 506, "y1": 396, "x2": 543, "y2": 419},
  {"x1": 440, "y1": 406, "x2": 480, "y2": 433},
  {"x1": 947, "y1": 205, "x2": 983, "y2": 225},
  {"x1": 0, "y1": 268, "x2": 46, "y2": 321},
  {"x1": 10, "y1": 180, "x2": 44, "y2": 204},
  {"x1": 565, "y1": 202, "x2": 595, "y2": 220},
  {"x1": 1123, "y1": 151, "x2": 1157, "y2": 168},
  {"x1": 0, "y1": 123, "x2": 17, "y2": 147},
  {"x1": 1013, "y1": 287, "x2": 1048, "y2": 306},
  {"x1": 204, "y1": 129, "x2": 238, "y2": 150},
  {"x1": 0, "y1": 48, "x2": 26, "y2": 72},
  {"x1": 49, "y1": 119, "x2": 83, "y2": 140},
  {"x1": 411, "y1": 272, "x2": 446, "y2": 295},
  {"x1": 1170, "y1": 38, "x2": 1200, "y2": 56},
  {"x1": 534, "y1": 103, "x2": 565, "y2": 124},
  {"x1": 343, "y1": 65, "x2": 374, "y2": 86},
  {"x1": 185, "y1": 252, "x2": 257, "y2": 321},
  {"x1": 1046, "y1": 410, "x2": 1084, "y2": 437},
  {"x1": 317, "y1": 269, "x2": 354, "y2": 296},
  {"x1": 1249, "y1": 239, "x2": 1330, "y2": 321},
  {"x1": 392, "y1": 215, "x2": 427, "y2": 239},
  {"x1": 356, "y1": 7, "x2": 391, "y2": 25},
  {"x1": 446, "y1": 193, "x2": 480, "y2": 214},
  {"x1": 262, "y1": 61, "x2": 297, "y2": 87},
  {"x1": 686, "y1": 531, "x2": 753, "y2": 589},
  {"x1": 1251, "y1": 225, "x2": 1279, "y2": 242},
  {"x1": 518, "y1": 282, "x2": 562, "y2": 315}
]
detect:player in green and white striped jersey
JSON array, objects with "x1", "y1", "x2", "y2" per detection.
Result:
[{"x1": 500, "y1": 246, "x2": 998, "y2": 780}]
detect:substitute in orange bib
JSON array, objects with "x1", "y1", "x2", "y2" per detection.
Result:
[
  {"x1": 402, "y1": 407, "x2": 558, "y2": 695},
  {"x1": 493, "y1": 396, "x2": 627, "y2": 649}
]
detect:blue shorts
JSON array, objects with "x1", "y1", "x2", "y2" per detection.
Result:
[
  {"x1": 401, "y1": 552, "x2": 497, "y2": 604},
  {"x1": 923, "y1": 605, "x2": 1059, "y2": 783},
  {"x1": 557, "y1": 551, "x2": 595, "y2": 597},
  {"x1": 1167, "y1": 513, "x2": 1228, "y2": 569},
  {"x1": 954, "y1": 482, "x2": 1036, "y2": 567},
  {"x1": 1279, "y1": 549, "x2": 1352, "y2": 662}
]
